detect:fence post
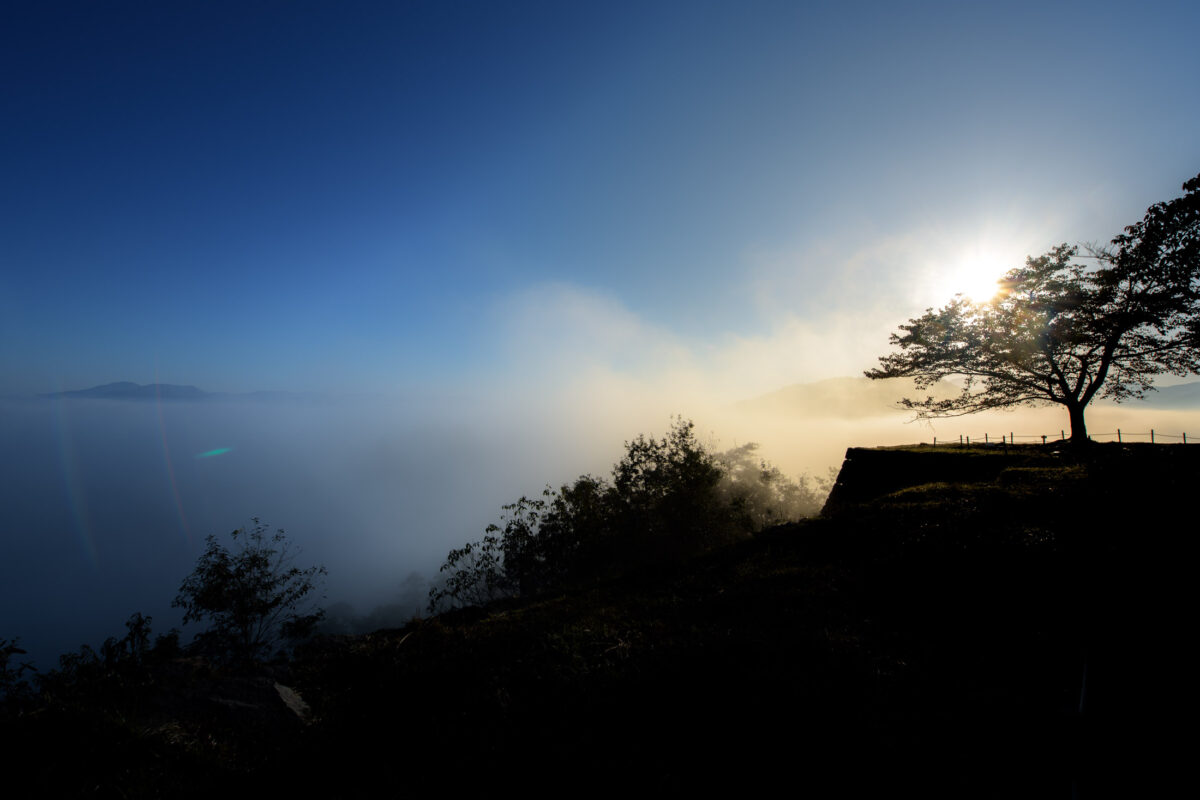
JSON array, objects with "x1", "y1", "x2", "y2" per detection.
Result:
[
  {"x1": 1042, "y1": 435, "x2": 1047, "y2": 444},
  {"x1": 1061, "y1": 430, "x2": 1066, "y2": 440},
  {"x1": 933, "y1": 437, "x2": 937, "y2": 446},
  {"x1": 1151, "y1": 429, "x2": 1155, "y2": 443},
  {"x1": 966, "y1": 436, "x2": 970, "y2": 445},
  {"x1": 984, "y1": 433, "x2": 988, "y2": 444},
  {"x1": 1117, "y1": 429, "x2": 1122, "y2": 443},
  {"x1": 1185, "y1": 433, "x2": 1188, "y2": 444}
]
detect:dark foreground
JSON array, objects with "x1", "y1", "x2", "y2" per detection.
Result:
[{"x1": 4, "y1": 443, "x2": 1192, "y2": 797}]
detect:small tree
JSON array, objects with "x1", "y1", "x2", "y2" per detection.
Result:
[
  {"x1": 174, "y1": 519, "x2": 326, "y2": 664},
  {"x1": 429, "y1": 418, "x2": 823, "y2": 611},
  {"x1": 1, "y1": 638, "x2": 35, "y2": 704},
  {"x1": 715, "y1": 443, "x2": 828, "y2": 528},
  {"x1": 432, "y1": 499, "x2": 540, "y2": 608},
  {"x1": 866, "y1": 174, "x2": 1200, "y2": 443}
]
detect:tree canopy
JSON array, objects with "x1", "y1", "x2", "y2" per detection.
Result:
[
  {"x1": 866, "y1": 173, "x2": 1200, "y2": 443},
  {"x1": 429, "y1": 418, "x2": 825, "y2": 611},
  {"x1": 174, "y1": 519, "x2": 326, "y2": 664}
]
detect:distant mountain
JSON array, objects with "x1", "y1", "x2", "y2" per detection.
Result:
[
  {"x1": 1128, "y1": 381, "x2": 1200, "y2": 409},
  {"x1": 40, "y1": 382, "x2": 324, "y2": 403},
  {"x1": 43, "y1": 382, "x2": 211, "y2": 400},
  {"x1": 738, "y1": 377, "x2": 1200, "y2": 418},
  {"x1": 736, "y1": 376, "x2": 962, "y2": 419}
]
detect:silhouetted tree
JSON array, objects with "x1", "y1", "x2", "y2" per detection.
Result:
[
  {"x1": 716, "y1": 443, "x2": 828, "y2": 527},
  {"x1": 0, "y1": 638, "x2": 35, "y2": 705},
  {"x1": 867, "y1": 174, "x2": 1200, "y2": 443},
  {"x1": 610, "y1": 417, "x2": 728, "y2": 548},
  {"x1": 430, "y1": 418, "x2": 820, "y2": 611},
  {"x1": 174, "y1": 520, "x2": 326, "y2": 664},
  {"x1": 432, "y1": 503, "x2": 532, "y2": 608}
]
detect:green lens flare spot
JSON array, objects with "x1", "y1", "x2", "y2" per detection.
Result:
[{"x1": 195, "y1": 447, "x2": 232, "y2": 459}]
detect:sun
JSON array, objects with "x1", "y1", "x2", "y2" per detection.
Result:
[{"x1": 941, "y1": 249, "x2": 1012, "y2": 304}]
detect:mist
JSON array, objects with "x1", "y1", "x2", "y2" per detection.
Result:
[
  {"x1": 7, "y1": 284, "x2": 1200, "y2": 669},
  {"x1": 0, "y1": 366, "x2": 764, "y2": 667},
  {"x1": 0, "y1": 391, "x2": 638, "y2": 668},
  {"x1": 6, "y1": 353, "x2": 1199, "y2": 670}
]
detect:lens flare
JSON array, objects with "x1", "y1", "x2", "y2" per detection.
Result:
[
  {"x1": 155, "y1": 375, "x2": 193, "y2": 546},
  {"x1": 50, "y1": 396, "x2": 99, "y2": 568}
]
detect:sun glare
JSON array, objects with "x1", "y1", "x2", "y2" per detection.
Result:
[{"x1": 942, "y1": 250, "x2": 1011, "y2": 304}]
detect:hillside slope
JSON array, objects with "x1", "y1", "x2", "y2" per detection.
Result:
[{"x1": 5, "y1": 443, "x2": 1190, "y2": 797}]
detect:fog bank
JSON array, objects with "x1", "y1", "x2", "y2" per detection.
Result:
[{"x1": 4, "y1": 376, "x2": 1197, "y2": 669}]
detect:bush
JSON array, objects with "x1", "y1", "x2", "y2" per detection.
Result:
[
  {"x1": 715, "y1": 443, "x2": 829, "y2": 528},
  {"x1": 174, "y1": 519, "x2": 326, "y2": 664},
  {"x1": 430, "y1": 418, "x2": 823, "y2": 611},
  {"x1": 1, "y1": 638, "x2": 35, "y2": 705}
]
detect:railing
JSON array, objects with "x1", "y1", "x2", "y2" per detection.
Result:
[{"x1": 930, "y1": 430, "x2": 1191, "y2": 446}]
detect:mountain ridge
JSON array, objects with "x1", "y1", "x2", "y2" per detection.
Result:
[
  {"x1": 737, "y1": 375, "x2": 1200, "y2": 417},
  {"x1": 735, "y1": 376, "x2": 963, "y2": 418},
  {"x1": 39, "y1": 382, "x2": 322, "y2": 403}
]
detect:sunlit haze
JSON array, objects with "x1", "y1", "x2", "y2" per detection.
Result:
[
  {"x1": 942, "y1": 248, "x2": 1011, "y2": 304},
  {"x1": 2, "y1": 1, "x2": 1198, "y2": 664}
]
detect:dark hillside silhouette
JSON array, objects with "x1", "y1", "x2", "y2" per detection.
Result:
[{"x1": 3, "y1": 439, "x2": 1190, "y2": 796}]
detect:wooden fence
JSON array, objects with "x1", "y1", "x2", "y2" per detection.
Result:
[{"x1": 931, "y1": 430, "x2": 1191, "y2": 446}]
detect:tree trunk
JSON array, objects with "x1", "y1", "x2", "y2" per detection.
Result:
[{"x1": 1067, "y1": 402, "x2": 1089, "y2": 445}]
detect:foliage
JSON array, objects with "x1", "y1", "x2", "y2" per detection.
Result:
[
  {"x1": 432, "y1": 500, "x2": 538, "y2": 608},
  {"x1": 715, "y1": 443, "x2": 829, "y2": 528},
  {"x1": 609, "y1": 418, "x2": 728, "y2": 550},
  {"x1": 430, "y1": 418, "x2": 823, "y2": 611},
  {"x1": 174, "y1": 520, "x2": 326, "y2": 664},
  {"x1": 1, "y1": 637, "x2": 35, "y2": 705},
  {"x1": 32, "y1": 613, "x2": 181, "y2": 705},
  {"x1": 866, "y1": 174, "x2": 1200, "y2": 442}
]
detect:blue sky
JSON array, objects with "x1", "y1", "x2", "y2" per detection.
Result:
[{"x1": 2, "y1": 0, "x2": 1198, "y2": 397}]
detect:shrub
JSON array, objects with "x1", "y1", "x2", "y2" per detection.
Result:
[
  {"x1": 715, "y1": 443, "x2": 829, "y2": 528},
  {"x1": 430, "y1": 418, "x2": 822, "y2": 611},
  {"x1": 174, "y1": 519, "x2": 326, "y2": 664},
  {"x1": 1, "y1": 638, "x2": 35, "y2": 705}
]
